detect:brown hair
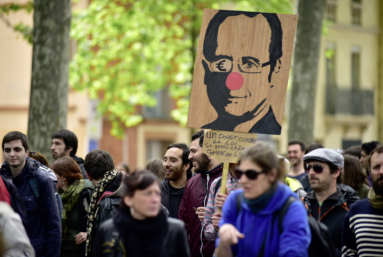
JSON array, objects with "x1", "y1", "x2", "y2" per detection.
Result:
[
  {"x1": 240, "y1": 142, "x2": 282, "y2": 185},
  {"x1": 145, "y1": 159, "x2": 165, "y2": 180},
  {"x1": 51, "y1": 157, "x2": 83, "y2": 185},
  {"x1": 368, "y1": 144, "x2": 383, "y2": 171},
  {"x1": 121, "y1": 170, "x2": 159, "y2": 208},
  {"x1": 343, "y1": 155, "x2": 366, "y2": 189},
  {"x1": 29, "y1": 151, "x2": 50, "y2": 167}
]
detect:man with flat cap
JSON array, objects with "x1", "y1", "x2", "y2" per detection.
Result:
[{"x1": 302, "y1": 148, "x2": 359, "y2": 256}]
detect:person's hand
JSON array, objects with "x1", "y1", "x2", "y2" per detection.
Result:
[
  {"x1": 212, "y1": 212, "x2": 222, "y2": 231},
  {"x1": 75, "y1": 232, "x2": 87, "y2": 245},
  {"x1": 196, "y1": 207, "x2": 206, "y2": 222},
  {"x1": 216, "y1": 192, "x2": 228, "y2": 209},
  {"x1": 219, "y1": 224, "x2": 245, "y2": 246}
]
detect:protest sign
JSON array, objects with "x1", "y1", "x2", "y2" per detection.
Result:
[
  {"x1": 202, "y1": 130, "x2": 257, "y2": 163},
  {"x1": 187, "y1": 9, "x2": 298, "y2": 135}
]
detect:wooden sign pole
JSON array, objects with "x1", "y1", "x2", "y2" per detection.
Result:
[{"x1": 218, "y1": 162, "x2": 229, "y2": 212}]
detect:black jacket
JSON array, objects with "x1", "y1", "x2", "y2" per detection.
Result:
[
  {"x1": 160, "y1": 179, "x2": 185, "y2": 218},
  {"x1": 94, "y1": 173, "x2": 123, "y2": 234},
  {"x1": 304, "y1": 184, "x2": 359, "y2": 256},
  {"x1": 92, "y1": 217, "x2": 190, "y2": 257},
  {"x1": 0, "y1": 174, "x2": 27, "y2": 227},
  {"x1": 72, "y1": 155, "x2": 88, "y2": 180}
]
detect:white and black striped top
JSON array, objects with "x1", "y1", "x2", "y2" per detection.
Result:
[{"x1": 342, "y1": 198, "x2": 383, "y2": 257}]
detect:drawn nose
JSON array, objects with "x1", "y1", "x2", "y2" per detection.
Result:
[{"x1": 226, "y1": 72, "x2": 244, "y2": 90}]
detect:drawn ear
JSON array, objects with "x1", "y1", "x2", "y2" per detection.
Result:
[
  {"x1": 202, "y1": 59, "x2": 212, "y2": 74},
  {"x1": 269, "y1": 59, "x2": 282, "y2": 87}
]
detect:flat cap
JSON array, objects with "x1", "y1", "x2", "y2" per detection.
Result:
[{"x1": 303, "y1": 148, "x2": 344, "y2": 169}]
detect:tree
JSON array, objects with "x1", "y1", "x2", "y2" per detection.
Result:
[
  {"x1": 69, "y1": 0, "x2": 293, "y2": 138},
  {"x1": 288, "y1": 0, "x2": 326, "y2": 145},
  {"x1": 27, "y1": 0, "x2": 72, "y2": 162}
]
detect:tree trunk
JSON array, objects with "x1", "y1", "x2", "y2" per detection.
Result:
[
  {"x1": 288, "y1": 0, "x2": 326, "y2": 146},
  {"x1": 28, "y1": 0, "x2": 71, "y2": 163}
]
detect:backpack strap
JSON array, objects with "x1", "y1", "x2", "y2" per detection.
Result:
[
  {"x1": 236, "y1": 193, "x2": 242, "y2": 215},
  {"x1": 29, "y1": 170, "x2": 40, "y2": 200},
  {"x1": 278, "y1": 196, "x2": 296, "y2": 233},
  {"x1": 214, "y1": 177, "x2": 222, "y2": 197},
  {"x1": 29, "y1": 169, "x2": 43, "y2": 213}
]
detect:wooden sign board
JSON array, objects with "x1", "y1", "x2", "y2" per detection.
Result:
[
  {"x1": 202, "y1": 130, "x2": 257, "y2": 163},
  {"x1": 187, "y1": 9, "x2": 298, "y2": 135}
]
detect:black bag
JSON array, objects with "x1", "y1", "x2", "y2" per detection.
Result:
[
  {"x1": 95, "y1": 196, "x2": 121, "y2": 230},
  {"x1": 278, "y1": 197, "x2": 336, "y2": 257},
  {"x1": 235, "y1": 195, "x2": 336, "y2": 257}
]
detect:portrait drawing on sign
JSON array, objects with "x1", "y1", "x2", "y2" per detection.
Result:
[{"x1": 201, "y1": 11, "x2": 283, "y2": 135}]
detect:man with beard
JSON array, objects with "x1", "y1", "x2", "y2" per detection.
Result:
[
  {"x1": 160, "y1": 143, "x2": 193, "y2": 218},
  {"x1": 51, "y1": 130, "x2": 88, "y2": 179},
  {"x1": 178, "y1": 130, "x2": 222, "y2": 257},
  {"x1": 287, "y1": 140, "x2": 306, "y2": 181},
  {"x1": 200, "y1": 11, "x2": 283, "y2": 134},
  {"x1": 303, "y1": 148, "x2": 359, "y2": 256},
  {"x1": 342, "y1": 144, "x2": 383, "y2": 256}
]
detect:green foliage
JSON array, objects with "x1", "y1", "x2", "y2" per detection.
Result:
[
  {"x1": 322, "y1": 19, "x2": 333, "y2": 36},
  {"x1": 0, "y1": 2, "x2": 33, "y2": 13},
  {"x1": 0, "y1": 1, "x2": 33, "y2": 43},
  {"x1": 70, "y1": 0, "x2": 293, "y2": 138}
]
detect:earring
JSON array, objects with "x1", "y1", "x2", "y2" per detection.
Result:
[{"x1": 63, "y1": 182, "x2": 64, "y2": 185}]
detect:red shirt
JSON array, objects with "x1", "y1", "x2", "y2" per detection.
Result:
[{"x1": 0, "y1": 176, "x2": 11, "y2": 205}]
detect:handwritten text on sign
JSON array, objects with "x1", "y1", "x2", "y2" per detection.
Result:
[{"x1": 203, "y1": 130, "x2": 257, "y2": 163}]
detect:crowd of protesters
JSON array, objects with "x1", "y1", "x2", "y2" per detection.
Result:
[{"x1": 0, "y1": 129, "x2": 382, "y2": 257}]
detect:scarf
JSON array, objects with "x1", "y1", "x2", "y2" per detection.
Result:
[
  {"x1": 368, "y1": 188, "x2": 383, "y2": 210},
  {"x1": 85, "y1": 169, "x2": 119, "y2": 256},
  {"x1": 113, "y1": 207, "x2": 167, "y2": 257},
  {"x1": 59, "y1": 179, "x2": 85, "y2": 240},
  {"x1": 244, "y1": 186, "x2": 276, "y2": 214}
]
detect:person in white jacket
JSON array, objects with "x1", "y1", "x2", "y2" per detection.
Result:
[{"x1": 0, "y1": 202, "x2": 35, "y2": 257}]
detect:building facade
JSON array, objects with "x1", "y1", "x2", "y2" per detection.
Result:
[{"x1": 275, "y1": 0, "x2": 383, "y2": 153}]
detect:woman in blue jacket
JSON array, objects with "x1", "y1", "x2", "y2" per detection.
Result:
[{"x1": 216, "y1": 142, "x2": 311, "y2": 257}]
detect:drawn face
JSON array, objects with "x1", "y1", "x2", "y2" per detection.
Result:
[{"x1": 204, "y1": 15, "x2": 274, "y2": 117}]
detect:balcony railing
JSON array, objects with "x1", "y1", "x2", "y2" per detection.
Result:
[{"x1": 325, "y1": 84, "x2": 374, "y2": 115}]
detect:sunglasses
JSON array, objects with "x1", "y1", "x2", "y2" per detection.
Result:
[
  {"x1": 235, "y1": 168, "x2": 266, "y2": 180},
  {"x1": 304, "y1": 164, "x2": 324, "y2": 174}
]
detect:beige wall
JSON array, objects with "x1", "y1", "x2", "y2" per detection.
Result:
[{"x1": 0, "y1": 0, "x2": 89, "y2": 161}]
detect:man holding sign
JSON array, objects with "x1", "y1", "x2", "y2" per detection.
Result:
[{"x1": 178, "y1": 131, "x2": 222, "y2": 257}]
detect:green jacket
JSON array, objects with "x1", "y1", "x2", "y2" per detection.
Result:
[
  {"x1": 61, "y1": 180, "x2": 94, "y2": 257},
  {"x1": 355, "y1": 184, "x2": 370, "y2": 200}
]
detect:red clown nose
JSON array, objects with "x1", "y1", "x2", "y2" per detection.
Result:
[{"x1": 226, "y1": 72, "x2": 244, "y2": 90}]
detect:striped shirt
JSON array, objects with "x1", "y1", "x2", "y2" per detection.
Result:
[
  {"x1": 203, "y1": 171, "x2": 241, "y2": 242},
  {"x1": 342, "y1": 198, "x2": 383, "y2": 257}
]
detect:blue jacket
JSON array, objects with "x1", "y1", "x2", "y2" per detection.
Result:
[
  {"x1": 218, "y1": 182, "x2": 311, "y2": 257},
  {"x1": 0, "y1": 158, "x2": 61, "y2": 257}
]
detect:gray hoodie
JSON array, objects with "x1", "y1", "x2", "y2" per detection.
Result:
[{"x1": 0, "y1": 202, "x2": 35, "y2": 257}]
